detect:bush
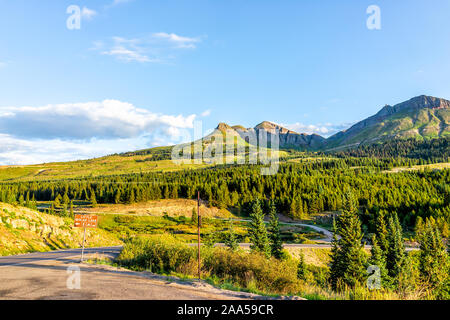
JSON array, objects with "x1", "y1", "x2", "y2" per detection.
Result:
[
  {"x1": 116, "y1": 234, "x2": 300, "y2": 295},
  {"x1": 202, "y1": 247, "x2": 299, "y2": 294},
  {"x1": 117, "y1": 234, "x2": 196, "y2": 274}
]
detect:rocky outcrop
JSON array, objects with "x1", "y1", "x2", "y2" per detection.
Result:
[{"x1": 214, "y1": 121, "x2": 326, "y2": 150}]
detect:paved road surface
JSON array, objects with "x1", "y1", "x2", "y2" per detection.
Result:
[
  {"x1": 0, "y1": 246, "x2": 122, "y2": 267},
  {"x1": 215, "y1": 217, "x2": 335, "y2": 241},
  {"x1": 0, "y1": 247, "x2": 249, "y2": 300}
]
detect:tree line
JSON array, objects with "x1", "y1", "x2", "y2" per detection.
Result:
[{"x1": 0, "y1": 158, "x2": 449, "y2": 232}]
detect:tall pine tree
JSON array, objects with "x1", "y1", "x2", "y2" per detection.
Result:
[
  {"x1": 386, "y1": 213, "x2": 405, "y2": 280},
  {"x1": 369, "y1": 234, "x2": 389, "y2": 288},
  {"x1": 329, "y1": 190, "x2": 367, "y2": 291},
  {"x1": 267, "y1": 201, "x2": 283, "y2": 259},
  {"x1": 417, "y1": 219, "x2": 449, "y2": 289},
  {"x1": 248, "y1": 199, "x2": 270, "y2": 257},
  {"x1": 297, "y1": 252, "x2": 308, "y2": 280},
  {"x1": 224, "y1": 218, "x2": 239, "y2": 251},
  {"x1": 375, "y1": 210, "x2": 389, "y2": 255}
]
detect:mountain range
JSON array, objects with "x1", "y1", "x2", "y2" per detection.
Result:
[{"x1": 212, "y1": 95, "x2": 449, "y2": 151}]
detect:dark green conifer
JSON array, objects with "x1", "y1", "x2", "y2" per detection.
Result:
[
  {"x1": 329, "y1": 190, "x2": 366, "y2": 290},
  {"x1": 249, "y1": 199, "x2": 270, "y2": 257},
  {"x1": 297, "y1": 252, "x2": 308, "y2": 281},
  {"x1": 386, "y1": 213, "x2": 405, "y2": 279},
  {"x1": 267, "y1": 201, "x2": 283, "y2": 259},
  {"x1": 224, "y1": 219, "x2": 239, "y2": 251},
  {"x1": 417, "y1": 219, "x2": 449, "y2": 289}
]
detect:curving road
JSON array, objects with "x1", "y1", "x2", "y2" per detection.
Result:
[{"x1": 216, "y1": 217, "x2": 334, "y2": 241}]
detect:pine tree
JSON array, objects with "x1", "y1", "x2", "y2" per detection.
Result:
[
  {"x1": 128, "y1": 189, "x2": 135, "y2": 204},
  {"x1": 53, "y1": 194, "x2": 61, "y2": 208},
  {"x1": 114, "y1": 190, "x2": 121, "y2": 204},
  {"x1": 25, "y1": 192, "x2": 30, "y2": 208},
  {"x1": 31, "y1": 194, "x2": 37, "y2": 210},
  {"x1": 329, "y1": 216, "x2": 342, "y2": 289},
  {"x1": 90, "y1": 191, "x2": 97, "y2": 208},
  {"x1": 267, "y1": 201, "x2": 283, "y2": 259},
  {"x1": 386, "y1": 213, "x2": 405, "y2": 280},
  {"x1": 417, "y1": 219, "x2": 449, "y2": 289},
  {"x1": 19, "y1": 194, "x2": 25, "y2": 206},
  {"x1": 191, "y1": 207, "x2": 198, "y2": 225},
  {"x1": 248, "y1": 199, "x2": 270, "y2": 257},
  {"x1": 329, "y1": 190, "x2": 367, "y2": 291},
  {"x1": 369, "y1": 235, "x2": 389, "y2": 287},
  {"x1": 297, "y1": 252, "x2": 308, "y2": 280},
  {"x1": 203, "y1": 233, "x2": 216, "y2": 248},
  {"x1": 224, "y1": 219, "x2": 239, "y2": 251},
  {"x1": 50, "y1": 203, "x2": 55, "y2": 215},
  {"x1": 415, "y1": 216, "x2": 424, "y2": 235},
  {"x1": 61, "y1": 205, "x2": 68, "y2": 217},
  {"x1": 289, "y1": 198, "x2": 298, "y2": 219},
  {"x1": 375, "y1": 210, "x2": 389, "y2": 255},
  {"x1": 63, "y1": 193, "x2": 70, "y2": 206}
]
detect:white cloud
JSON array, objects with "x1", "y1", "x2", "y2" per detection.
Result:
[
  {"x1": 201, "y1": 109, "x2": 212, "y2": 117},
  {"x1": 0, "y1": 62, "x2": 7, "y2": 68},
  {"x1": 110, "y1": 0, "x2": 134, "y2": 6},
  {"x1": 282, "y1": 122, "x2": 352, "y2": 137},
  {"x1": 0, "y1": 100, "x2": 196, "y2": 140},
  {"x1": 81, "y1": 7, "x2": 97, "y2": 20},
  {"x1": 152, "y1": 32, "x2": 200, "y2": 49},
  {"x1": 100, "y1": 37, "x2": 154, "y2": 63},
  {"x1": 95, "y1": 33, "x2": 202, "y2": 63},
  {"x1": 0, "y1": 134, "x2": 152, "y2": 165},
  {"x1": 0, "y1": 100, "x2": 199, "y2": 165}
]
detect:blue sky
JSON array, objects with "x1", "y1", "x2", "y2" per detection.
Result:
[{"x1": 0, "y1": 0, "x2": 450, "y2": 164}]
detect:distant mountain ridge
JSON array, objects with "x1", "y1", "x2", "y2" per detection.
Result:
[
  {"x1": 213, "y1": 95, "x2": 449, "y2": 150},
  {"x1": 325, "y1": 95, "x2": 449, "y2": 149},
  {"x1": 214, "y1": 121, "x2": 326, "y2": 149}
]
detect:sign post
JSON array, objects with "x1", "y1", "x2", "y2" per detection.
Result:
[
  {"x1": 74, "y1": 214, "x2": 98, "y2": 262},
  {"x1": 197, "y1": 191, "x2": 201, "y2": 280},
  {"x1": 81, "y1": 226, "x2": 86, "y2": 262}
]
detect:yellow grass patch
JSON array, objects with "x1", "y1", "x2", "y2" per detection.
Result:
[
  {"x1": 287, "y1": 247, "x2": 332, "y2": 267},
  {"x1": 383, "y1": 162, "x2": 450, "y2": 173}
]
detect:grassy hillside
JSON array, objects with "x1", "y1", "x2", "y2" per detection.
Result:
[
  {"x1": 0, "y1": 153, "x2": 211, "y2": 182},
  {"x1": 326, "y1": 96, "x2": 450, "y2": 150},
  {"x1": 0, "y1": 134, "x2": 287, "y2": 182},
  {"x1": 0, "y1": 202, "x2": 121, "y2": 256}
]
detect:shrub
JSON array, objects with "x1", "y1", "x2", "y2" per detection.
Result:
[
  {"x1": 202, "y1": 247, "x2": 299, "y2": 294},
  {"x1": 117, "y1": 234, "x2": 300, "y2": 295},
  {"x1": 117, "y1": 234, "x2": 196, "y2": 274}
]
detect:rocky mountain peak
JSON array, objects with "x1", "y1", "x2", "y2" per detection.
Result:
[
  {"x1": 254, "y1": 121, "x2": 297, "y2": 134},
  {"x1": 376, "y1": 95, "x2": 450, "y2": 118},
  {"x1": 216, "y1": 122, "x2": 233, "y2": 132}
]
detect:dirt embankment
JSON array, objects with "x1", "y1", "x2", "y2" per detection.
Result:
[{"x1": 0, "y1": 202, "x2": 121, "y2": 256}]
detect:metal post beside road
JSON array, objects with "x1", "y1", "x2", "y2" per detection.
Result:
[
  {"x1": 197, "y1": 191, "x2": 201, "y2": 280},
  {"x1": 74, "y1": 214, "x2": 98, "y2": 263}
]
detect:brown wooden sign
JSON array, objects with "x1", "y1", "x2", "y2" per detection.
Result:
[{"x1": 74, "y1": 214, "x2": 98, "y2": 228}]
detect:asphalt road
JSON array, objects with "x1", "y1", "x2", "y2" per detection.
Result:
[
  {"x1": 0, "y1": 247, "x2": 250, "y2": 300},
  {"x1": 0, "y1": 246, "x2": 122, "y2": 267}
]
